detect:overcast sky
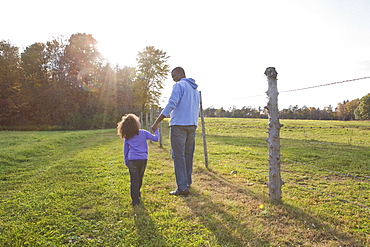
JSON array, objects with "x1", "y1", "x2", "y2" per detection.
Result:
[{"x1": 2, "y1": 0, "x2": 370, "y2": 109}]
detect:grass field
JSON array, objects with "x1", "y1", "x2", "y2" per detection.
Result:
[{"x1": 0, "y1": 118, "x2": 369, "y2": 246}]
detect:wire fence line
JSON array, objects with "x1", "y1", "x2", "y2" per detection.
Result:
[
  {"x1": 280, "y1": 76, "x2": 370, "y2": 94},
  {"x1": 283, "y1": 125, "x2": 370, "y2": 129},
  {"x1": 226, "y1": 76, "x2": 370, "y2": 101},
  {"x1": 205, "y1": 124, "x2": 370, "y2": 129}
]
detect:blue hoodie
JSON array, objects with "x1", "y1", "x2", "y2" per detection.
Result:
[{"x1": 161, "y1": 78, "x2": 200, "y2": 126}]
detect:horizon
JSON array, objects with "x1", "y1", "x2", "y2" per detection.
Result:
[{"x1": 2, "y1": 0, "x2": 370, "y2": 110}]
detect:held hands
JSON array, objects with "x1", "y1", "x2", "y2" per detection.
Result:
[
  {"x1": 151, "y1": 123, "x2": 158, "y2": 132},
  {"x1": 151, "y1": 114, "x2": 165, "y2": 132}
]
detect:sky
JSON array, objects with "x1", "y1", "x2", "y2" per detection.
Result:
[{"x1": 2, "y1": 0, "x2": 370, "y2": 110}]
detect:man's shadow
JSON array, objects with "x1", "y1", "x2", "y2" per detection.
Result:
[
  {"x1": 186, "y1": 167, "x2": 365, "y2": 246},
  {"x1": 133, "y1": 204, "x2": 170, "y2": 246},
  {"x1": 185, "y1": 168, "x2": 271, "y2": 246}
]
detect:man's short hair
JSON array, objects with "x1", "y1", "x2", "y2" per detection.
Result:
[{"x1": 172, "y1": 67, "x2": 186, "y2": 77}]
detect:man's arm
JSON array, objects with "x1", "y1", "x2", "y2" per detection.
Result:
[{"x1": 151, "y1": 114, "x2": 165, "y2": 132}]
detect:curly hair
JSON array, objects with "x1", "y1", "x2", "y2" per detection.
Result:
[{"x1": 117, "y1": 114, "x2": 140, "y2": 140}]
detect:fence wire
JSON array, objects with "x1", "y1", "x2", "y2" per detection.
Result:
[
  {"x1": 230, "y1": 76, "x2": 370, "y2": 100},
  {"x1": 280, "y1": 76, "x2": 370, "y2": 94}
]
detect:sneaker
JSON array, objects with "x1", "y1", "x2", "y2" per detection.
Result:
[
  {"x1": 169, "y1": 188, "x2": 189, "y2": 196},
  {"x1": 130, "y1": 201, "x2": 140, "y2": 206}
]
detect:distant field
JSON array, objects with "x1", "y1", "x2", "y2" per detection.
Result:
[{"x1": 0, "y1": 118, "x2": 369, "y2": 246}]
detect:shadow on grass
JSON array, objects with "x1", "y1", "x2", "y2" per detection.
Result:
[
  {"x1": 279, "y1": 202, "x2": 367, "y2": 247},
  {"x1": 133, "y1": 205, "x2": 171, "y2": 247},
  {"x1": 185, "y1": 168, "x2": 270, "y2": 246},
  {"x1": 187, "y1": 167, "x2": 366, "y2": 246}
]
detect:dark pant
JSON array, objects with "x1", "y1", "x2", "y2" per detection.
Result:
[
  {"x1": 127, "y1": 160, "x2": 147, "y2": 204},
  {"x1": 170, "y1": 125, "x2": 197, "y2": 191}
]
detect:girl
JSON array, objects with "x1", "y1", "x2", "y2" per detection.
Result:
[{"x1": 117, "y1": 114, "x2": 159, "y2": 206}]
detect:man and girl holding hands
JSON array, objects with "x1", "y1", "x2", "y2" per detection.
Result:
[{"x1": 117, "y1": 67, "x2": 200, "y2": 206}]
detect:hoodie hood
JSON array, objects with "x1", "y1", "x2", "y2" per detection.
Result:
[
  {"x1": 181, "y1": 78, "x2": 198, "y2": 89},
  {"x1": 161, "y1": 76, "x2": 200, "y2": 126}
]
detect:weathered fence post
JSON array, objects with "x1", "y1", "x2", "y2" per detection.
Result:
[
  {"x1": 199, "y1": 91, "x2": 209, "y2": 168},
  {"x1": 264, "y1": 67, "x2": 283, "y2": 203},
  {"x1": 159, "y1": 122, "x2": 163, "y2": 148},
  {"x1": 145, "y1": 112, "x2": 149, "y2": 130}
]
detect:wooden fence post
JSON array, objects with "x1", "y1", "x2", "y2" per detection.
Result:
[
  {"x1": 264, "y1": 67, "x2": 283, "y2": 203},
  {"x1": 159, "y1": 122, "x2": 163, "y2": 148},
  {"x1": 199, "y1": 91, "x2": 209, "y2": 168},
  {"x1": 145, "y1": 112, "x2": 149, "y2": 130}
]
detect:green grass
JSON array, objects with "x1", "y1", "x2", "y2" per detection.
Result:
[{"x1": 0, "y1": 119, "x2": 369, "y2": 246}]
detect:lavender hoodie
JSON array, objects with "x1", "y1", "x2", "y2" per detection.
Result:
[{"x1": 124, "y1": 129, "x2": 159, "y2": 165}]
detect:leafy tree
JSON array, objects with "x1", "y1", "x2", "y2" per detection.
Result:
[
  {"x1": 135, "y1": 46, "x2": 170, "y2": 112},
  {"x1": 345, "y1": 99, "x2": 360, "y2": 120},
  {"x1": 321, "y1": 105, "x2": 334, "y2": 120},
  {"x1": 355, "y1": 93, "x2": 370, "y2": 120},
  {"x1": 231, "y1": 105, "x2": 243, "y2": 117},
  {"x1": 61, "y1": 33, "x2": 104, "y2": 128},
  {"x1": 20, "y1": 42, "x2": 51, "y2": 124},
  {"x1": 0, "y1": 41, "x2": 21, "y2": 126},
  {"x1": 335, "y1": 99, "x2": 359, "y2": 121},
  {"x1": 94, "y1": 63, "x2": 121, "y2": 128},
  {"x1": 45, "y1": 38, "x2": 67, "y2": 84},
  {"x1": 63, "y1": 33, "x2": 103, "y2": 87},
  {"x1": 44, "y1": 38, "x2": 70, "y2": 125},
  {"x1": 215, "y1": 107, "x2": 226, "y2": 117},
  {"x1": 21, "y1": 43, "x2": 48, "y2": 81},
  {"x1": 115, "y1": 66, "x2": 138, "y2": 114},
  {"x1": 335, "y1": 101, "x2": 347, "y2": 120},
  {"x1": 204, "y1": 107, "x2": 216, "y2": 117}
]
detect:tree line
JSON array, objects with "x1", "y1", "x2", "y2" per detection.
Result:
[
  {"x1": 0, "y1": 33, "x2": 169, "y2": 130},
  {"x1": 1, "y1": 33, "x2": 369, "y2": 131},
  {"x1": 203, "y1": 95, "x2": 370, "y2": 120}
]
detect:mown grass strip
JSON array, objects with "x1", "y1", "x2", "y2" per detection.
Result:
[{"x1": 0, "y1": 119, "x2": 369, "y2": 246}]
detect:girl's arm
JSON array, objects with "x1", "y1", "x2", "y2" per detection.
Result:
[
  {"x1": 124, "y1": 140, "x2": 129, "y2": 165},
  {"x1": 146, "y1": 129, "x2": 159, "y2": 142}
]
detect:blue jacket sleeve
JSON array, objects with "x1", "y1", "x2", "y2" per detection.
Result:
[
  {"x1": 124, "y1": 140, "x2": 129, "y2": 166},
  {"x1": 161, "y1": 83, "x2": 183, "y2": 117}
]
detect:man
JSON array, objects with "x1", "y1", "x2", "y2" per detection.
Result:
[{"x1": 151, "y1": 67, "x2": 200, "y2": 196}]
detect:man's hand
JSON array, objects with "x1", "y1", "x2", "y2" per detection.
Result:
[
  {"x1": 151, "y1": 124, "x2": 158, "y2": 132},
  {"x1": 151, "y1": 114, "x2": 165, "y2": 132}
]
